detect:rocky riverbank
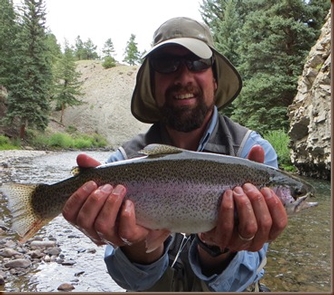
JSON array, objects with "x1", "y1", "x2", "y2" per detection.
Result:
[
  {"x1": 0, "y1": 150, "x2": 73, "y2": 291},
  {"x1": 0, "y1": 149, "x2": 123, "y2": 292}
]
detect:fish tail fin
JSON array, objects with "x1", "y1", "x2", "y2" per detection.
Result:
[{"x1": 1, "y1": 183, "x2": 49, "y2": 243}]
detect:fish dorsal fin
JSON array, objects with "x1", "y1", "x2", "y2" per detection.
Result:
[{"x1": 139, "y1": 144, "x2": 183, "y2": 157}]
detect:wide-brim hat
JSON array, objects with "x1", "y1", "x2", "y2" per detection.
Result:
[{"x1": 131, "y1": 17, "x2": 242, "y2": 123}]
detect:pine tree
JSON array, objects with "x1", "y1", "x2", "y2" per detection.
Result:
[
  {"x1": 123, "y1": 34, "x2": 141, "y2": 65},
  {"x1": 0, "y1": 0, "x2": 19, "y2": 87},
  {"x1": 231, "y1": 0, "x2": 324, "y2": 133},
  {"x1": 53, "y1": 42, "x2": 84, "y2": 123},
  {"x1": 5, "y1": 0, "x2": 53, "y2": 138},
  {"x1": 201, "y1": 0, "x2": 329, "y2": 133},
  {"x1": 102, "y1": 38, "x2": 116, "y2": 58},
  {"x1": 74, "y1": 36, "x2": 99, "y2": 60}
]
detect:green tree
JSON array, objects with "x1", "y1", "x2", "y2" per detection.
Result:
[
  {"x1": 231, "y1": 0, "x2": 324, "y2": 133},
  {"x1": 102, "y1": 38, "x2": 116, "y2": 58},
  {"x1": 0, "y1": 0, "x2": 19, "y2": 87},
  {"x1": 102, "y1": 38, "x2": 117, "y2": 68},
  {"x1": 123, "y1": 34, "x2": 141, "y2": 65},
  {"x1": 74, "y1": 35, "x2": 99, "y2": 60},
  {"x1": 5, "y1": 0, "x2": 53, "y2": 138},
  {"x1": 53, "y1": 42, "x2": 84, "y2": 123}
]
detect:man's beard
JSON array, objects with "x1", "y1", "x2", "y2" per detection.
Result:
[{"x1": 159, "y1": 87, "x2": 213, "y2": 132}]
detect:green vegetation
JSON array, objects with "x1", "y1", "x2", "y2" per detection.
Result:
[
  {"x1": 0, "y1": 135, "x2": 20, "y2": 150},
  {"x1": 263, "y1": 130, "x2": 295, "y2": 171},
  {"x1": 123, "y1": 34, "x2": 142, "y2": 65},
  {"x1": 31, "y1": 132, "x2": 108, "y2": 150},
  {"x1": 202, "y1": 0, "x2": 330, "y2": 133},
  {"x1": 102, "y1": 56, "x2": 117, "y2": 69}
]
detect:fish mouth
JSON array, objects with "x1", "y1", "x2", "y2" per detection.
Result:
[{"x1": 288, "y1": 193, "x2": 318, "y2": 214}]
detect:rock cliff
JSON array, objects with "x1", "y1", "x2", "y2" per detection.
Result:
[{"x1": 288, "y1": 11, "x2": 331, "y2": 180}]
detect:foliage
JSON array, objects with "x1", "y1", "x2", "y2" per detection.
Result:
[
  {"x1": 73, "y1": 35, "x2": 99, "y2": 60},
  {"x1": 123, "y1": 34, "x2": 142, "y2": 65},
  {"x1": 0, "y1": 135, "x2": 20, "y2": 150},
  {"x1": 0, "y1": 0, "x2": 19, "y2": 87},
  {"x1": 102, "y1": 38, "x2": 116, "y2": 58},
  {"x1": 52, "y1": 41, "x2": 85, "y2": 123},
  {"x1": 263, "y1": 129, "x2": 295, "y2": 171},
  {"x1": 102, "y1": 56, "x2": 117, "y2": 69},
  {"x1": 4, "y1": 0, "x2": 53, "y2": 138},
  {"x1": 201, "y1": 0, "x2": 329, "y2": 133},
  {"x1": 31, "y1": 132, "x2": 108, "y2": 149}
]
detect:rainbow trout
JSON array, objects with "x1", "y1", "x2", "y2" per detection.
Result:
[{"x1": 1, "y1": 144, "x2": 317, "y2": 243}]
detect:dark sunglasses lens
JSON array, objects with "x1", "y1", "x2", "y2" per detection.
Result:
[
  {"x1": 150, "y1": 57, "x2": 180, "y2": 74},
  {"x1": 188, "y1": 58, "x2": 212, "y2": 72},
  {"x1": 150, "y1": 55, "x2": 213, "y2": 74}
]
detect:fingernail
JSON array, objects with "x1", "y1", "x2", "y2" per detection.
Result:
[
  {"x1": 243, "y1": 183, "x2": 255, "y2": 192},
  {"x1": 262, "y1": 187, "x2": 273, "y2": 199},
  {"x1": 83, "y1": 181, "x2": 96, "y2": 192},
  {"x1": 233, "y1": 186, "x2": 243, "y2": 195},
  {"x1": 112, "y1": 185, "x2": 126, "y2": 195},
  {"x1": 124, "y1": 200, "x2": 132, "y2": 213},
  {"x1": 101, "y1": 184, "x2": 113, "y2": 193}
]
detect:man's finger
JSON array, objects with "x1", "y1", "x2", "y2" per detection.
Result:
[
  {"x1": 77, "y1": 153, "x2": 101, "y2": 168},
  {"x1": 247, "y1": 145, "x2": 265, "y2": 163}
]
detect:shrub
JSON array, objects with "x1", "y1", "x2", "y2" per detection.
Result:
[
  {"x1": 263, "y1": 129, "x2": 295, "y2": 171},
  {"x1": 102, "y1": 56, "x2": 116, "y2": 69}
]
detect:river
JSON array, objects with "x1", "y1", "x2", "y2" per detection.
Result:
[{"x1": 0, "y1": 150, "x2": 332, "y2": 292}]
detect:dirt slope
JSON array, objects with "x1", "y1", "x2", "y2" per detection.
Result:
[{"x1": 50, "y1": 60, "x2": 150, "y2": 149}]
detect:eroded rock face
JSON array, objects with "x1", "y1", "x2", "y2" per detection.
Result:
[{"x1": 288, "y1": 11, "x2": 331, "y2": 180}]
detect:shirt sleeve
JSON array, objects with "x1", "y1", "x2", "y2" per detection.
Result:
[
  {"x1": 104, "y1": 236, "x2": 174, "y2": 291},
  {"x1": 188, "y1": 240, "x2": 269, "y2": 292},
  {"x1": 240, "y1": 131, "x2": 278, "y2": 168}
]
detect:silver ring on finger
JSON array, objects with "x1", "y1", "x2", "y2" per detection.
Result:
[{"x1": 238, "y1": 233, "x2": 255, "y2": 241}]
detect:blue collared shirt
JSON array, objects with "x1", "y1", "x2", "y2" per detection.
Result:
[{"x1": 104, "y1": 107, "x2": 277, "y2": 291}]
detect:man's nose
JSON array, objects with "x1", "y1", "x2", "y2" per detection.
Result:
[{"x1": 173, "y1": 62, "x2": 195, "y2": 85}]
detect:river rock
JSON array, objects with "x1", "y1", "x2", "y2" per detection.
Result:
[
  {"x1": 0, "y1": 248, "x2": 21, "y2": 258},
  {"x1": 30, "y1": 240, "x2": 56, "y2": 248},
  {"x1": 0, "y1": 274, "x2": 5, "y2": 285},
  {"x1": 45, "y1": 246, "x2": 61, "y2": 256},
  {"x1": 57, "y1": 283, "x2": 75, "y2": 291},
  {"x1": 4, "y1": 258, "x2": 31, "y2": 269}
]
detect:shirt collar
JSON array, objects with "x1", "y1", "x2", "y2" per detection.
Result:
[{"x1": 197, "y1": 106, "x2": 218, "y2": 151}]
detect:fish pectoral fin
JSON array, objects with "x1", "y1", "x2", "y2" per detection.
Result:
[
  {"x1": 139, "y1": 144, "x2": 183, "y2": 157},
  {"x1": 145, "y1": 229, "x2": 171, "y2": 253}
]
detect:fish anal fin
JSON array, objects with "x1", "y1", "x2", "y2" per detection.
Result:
[{"x1": 145, "y1": 229, "x2": 171, "y2": 253}]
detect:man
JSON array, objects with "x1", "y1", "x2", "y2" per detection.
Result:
[{"x1": 62, "y1": 17, "x2": 287, "y2": 292}]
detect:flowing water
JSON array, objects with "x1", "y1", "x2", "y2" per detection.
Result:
[{"x1": 0, "y1": 151, "x2": 332, "y2": 292}]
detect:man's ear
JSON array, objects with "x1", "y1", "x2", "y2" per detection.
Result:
[{"x1": 213, "y1": 78, "x2": 218, "y2": 91}]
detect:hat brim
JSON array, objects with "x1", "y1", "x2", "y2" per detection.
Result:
[
  {"x1": 131, "y1": 47, "x2": 242, "y2": 124},
  {"x1": 145, "y1": 38, "x2": 213, "y2": 59}
]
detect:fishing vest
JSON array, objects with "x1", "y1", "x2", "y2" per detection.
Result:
[
  {"x1": 120, "y1": 114, "x2": 252, "y2": 159},
  {"x1": 120, "y1": 114, "x2": 261, "y2": 292}
]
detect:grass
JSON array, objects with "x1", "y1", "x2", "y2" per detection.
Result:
[
  {"x1": 0, "y1": 135, "x2": 21, "y2": 150},
  {"x1": 0, "y1": 132, "x2": 108, "y2": 150},
  {"x1": 263, "y1": 129, "x2": 296, "y2": 171}
]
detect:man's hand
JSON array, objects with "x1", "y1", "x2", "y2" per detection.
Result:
[
  {"x1": 199, "y1": 145, "x2": 288, "y2": 253},
  {"x1": 62, "y1": 154, "x2": 165, "y2": 264}
]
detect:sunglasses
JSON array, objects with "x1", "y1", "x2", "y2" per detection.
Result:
[{"x1": 149, "y1": 53, "x2": 214, "y2": 74}]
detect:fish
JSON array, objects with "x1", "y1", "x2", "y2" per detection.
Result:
[{"x1": 0, "y1": 144, "x2": 317, "y2": 247}]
